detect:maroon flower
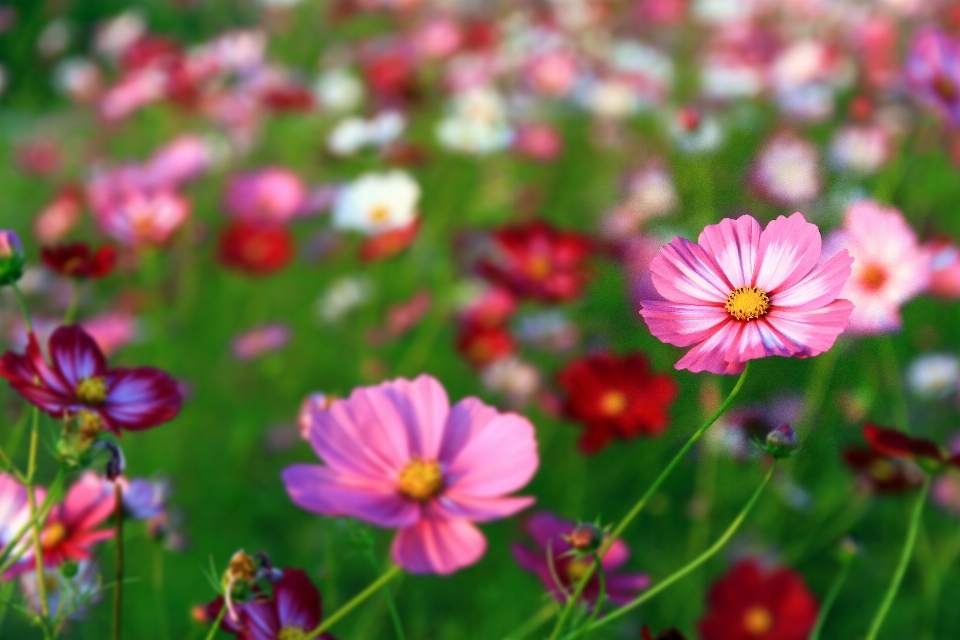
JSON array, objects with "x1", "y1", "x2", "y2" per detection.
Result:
[
  {"x1": 207, "y1": 568, "x2": 334, "y2": 640},
  {"x1": 862, "y1": 423, "x2": 960, "y2": 469},
  {"x1": 358, "y1": 220, "x2": 420, "y2": 262},
  {"x1": 557, "y1": 352, "x2": 678, "y2": 454},
  {"x1": 476, "y1": 221, "x2": 593, "y2": 303},
  {"x1": 843, "y1": 448, "x2": 924, "y2": 493},
  {"x1": 218, "y1": 221, "x2": 295, "y2": 276},
  {"x1": 0, "y1": 326, "x2": 182, "y2": 435},
  {"x1": 41, "y1": 243, "x2": 117, "y2": 279},
  {"x1": 699, "y1": 560, "x2": 818, "y2": 640}
]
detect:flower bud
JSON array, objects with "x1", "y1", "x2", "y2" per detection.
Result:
[
  {"x1": 60, "y1": 559, "x2": 80, "y2": 579},
  {"x1": 0, "y1": 230, "x2": 25, "y2": 287},
  {"x1": 837, "y1": 536, "x2": 862, "y2": 563},
  {"x1": 567, "y1": 523, "x2": 603, "y2": 553},
  {"x1": 762, "y1": 424, "x2": 800, "y2": 458}
]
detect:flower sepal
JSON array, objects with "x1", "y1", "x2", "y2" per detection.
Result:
[{"x1": 0, "y1": 230, "x2": 25, "y2": 287}]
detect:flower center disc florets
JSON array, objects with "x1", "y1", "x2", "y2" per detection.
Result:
[
  {"x1": 41, "y1": 522, "x2": 68, "y2": 550},
  {"x1": 725, "y1": 287, "x2": 771, "y2": 321},
  {"x1": 278, "y1": 628, "x2": 309, "y2": 640},
  {"x1": 398, "y1": 458, "x2": 444, "y2": 501},
  {"x1": 75, "y1": 376, "x2": 107, "y2": 405},
  {"x1": 743, "y1": 606, "x2": 773, "y2": 635},
  {"x1": 599, "y1": 391, "x2": 627, "y2": 417}
]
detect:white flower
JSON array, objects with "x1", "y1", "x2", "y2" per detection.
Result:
[
  {"x1": 436, "y1": 87, "x2": 513, "y2": 155},
  {"x1": 332, "y1": 171, "x2": 420, "y2": 236},
  {"x1": 581, "y1": 78, "x2": 638, "y2": 119},
  {"x1": 327, "y1": 111, "x2": 405, "y2": 156},
  {"x1": 315, "y1": 276, "x2": 373, "y2": 323},
  {"x1": 314, "y1": 68, "x2": 365, "y2": 113},
  {"x1": 94, "y1": 10, "x2": 146, "y2": 59},
  {"x1": 907, "y1": 354, "x2": 960, "y2": 400},
  {"x1": 829, "y1": 125, "x2": 890, "y2": 175},
  {"x1": 481, "y1": 357, "x2": 540, "y2": 407}
]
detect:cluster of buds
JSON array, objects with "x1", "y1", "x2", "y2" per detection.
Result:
[
  {"x1": 56, "y1": 410, "x2": 106, "y2": 468},
  {"x1": 0, "y1": 230, "x2": 25, "y2": 287}
]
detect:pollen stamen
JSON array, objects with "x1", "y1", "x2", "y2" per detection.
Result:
[
  {"x1": 398, "y1": 458, "x2": 444, "y2": 501},
  {"x1": 724, "y1": 286, "x2": 771, "y2": 321}
]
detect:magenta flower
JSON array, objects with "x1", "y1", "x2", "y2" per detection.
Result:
[
  {"x1": 906, "y1": 27, "x2": 960, "y2": 128},
  {"x1": 283, "y1": 374, "x2": 539, "y2": 575},
  {"x1": 824, "y1": 200, "x2": 930, "y2": 335},
  {"x1": 512, "y1": 512, "x2": 650, "y2": 607},
  {"x1": 223, "y1": 168, "x2": 306, "y2": 224},
  {"x1": 639, "y1": 213, "x2": 854, "y2": 374},
  {"x1": 0, "y1": 326, "x2": 182, "y2": 434}
]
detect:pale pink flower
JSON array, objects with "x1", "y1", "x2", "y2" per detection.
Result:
[
  {"x1": 525, "y1": 51, "x2": 578, "y2": 97},
  {"x1": 231, "y1": 323, "x2": 291, "y2": 360},
  {"x1": 94, "y1": 189, "x2": 190, "y2": 247},
  {"x1": 640, "y1": 213, "x2": 854, "y2": 374},
  {"x1": 144, "y1": 135, "x2": 212, "y2": 186},
  {"x1": 750, "y1": 133, "x2": 821, "y2": 206},
  {"x1": 283, "y1": 375, "x2": 538, "y2": 575},
  {"x1": 825, "y1": 200, "x2": 931, "y2": 335},
  {"x1": 223, "y1": 168, "x2": 306, "y2": 224},
  {"x1": 81, "y1": 311, "x2": 140, "y2": 356}
]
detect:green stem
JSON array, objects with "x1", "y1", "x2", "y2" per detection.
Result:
[
  {"x1": 795, "y1": 348, "x2": 840, "y2": 434},
  {"x1": 502, "y1": 602, "x2": 559, "y2": 640},
  {"x1": 578, "y1": 461, "x2": 777, "y2": 635},
  {"x1": 572, "y1": 555, "x2": 606, "y2": 639},
  {"x1": 809, "y1": 559, "x2": 854, "y2": 640},
  {"x1": 204, "y1": 605, "x2": 227, "y2": 640},
  {"x1": 880, "y1": 337, "x2": 910, "y2": 434},
  {"x1": 865, "y1": 476, "x2": 931, "y2": 640},
  {"x1": 547, "y1": 364, "x2": 751, "y2": 640},
  {"x1": 307, "y1": 564, "x2": 403, "y2": 639},
  {"x1": 63, "y1": 283, "x2": 79, "y2": 325},
  {"x1": 112, "y1": 482, "x2": 124, "y2": 640},
  {"x1": 12, "y1": 284, "x2": 34, "y2": 333},
  {"x1": 26, "y1": 409, "x2": 49, "y2": 621}
]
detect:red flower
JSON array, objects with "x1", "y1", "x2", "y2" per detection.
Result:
[
  {"x1": 0, "y1": 326, "x2": 182, "y2": 435},
  {"x1": 476, "y1": 221, "x2": 593, "y2": 302},
  {"x1": 557, "y1": 352, "x2": 678, "y2": 454},
  {"x1": 207, "y1": 568, "x2": 335, "y2": 640},
  {"x1": 456, "y1": 324, "x2": 515, "y2": 368},
  {"x1": 843, "y1": 448, "x2": 924, "y2": 493},
  {"x1": 862, "y1": 423, "x2": 960, "y2": 468},
  {"x1": 218, "y1": 221, "x2": 295, "y2": 276},
  {"x1": 699, "y1": 560, "x2": 818, "y2": 640},
  {"x1": 41, "y1": 243, "x2": 117, "y2": 279},
  {"x1": 359, "y1": 220, "x2": 420, "y2": 262}
]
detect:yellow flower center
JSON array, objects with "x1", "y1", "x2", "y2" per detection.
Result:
[
  {"x1": 41, "y1": 522, "x2": 68, "y2": 550},
  {"x1": 278, "y1": 628, "x2": 309, "y2": 640},
  {"x1": 368, "y1": 205, "x2": 390, "y2": 224},
  {"x1": 743, "y1": 606, "x2": 773, "y2": 635},
  {"x1": 725, "y1": 286, "x2": 771, "y2": 321},
  {"x1": 525, "y1": 255, "x2": 552, "y2": 280},
  {"x1": 398, "y1": 458, "x2": 444, "y2": 501},
  {"x1": 566, "y1": 558, "x2": 591, "y2": 583},
  {"x1": 870, "y1": 458, "x2": 896, "y2": 481},
  {"x1": 599, "y1": 391, "x2": 627, "y2": 417},
  {"x1": 75, "y1": 377, "x2": 108, "y2": 405},
  {"x1": 76, "y1": 410, "x2": 104, "y2": 440},
  {"x1": 859, "y1": 264, "x2": 887, "y2": 291}
]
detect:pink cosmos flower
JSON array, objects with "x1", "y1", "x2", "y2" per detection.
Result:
[
  {"x1": 750, "y1": 133, "x2": 821, "y2": 206},
  {"x1": 94, "y1": 188, "x2": 191, "y2": 247},
  {"x1": 0, "y1": 325, "x2": 182, "y2": 435},
  {"x1": 223, "y1": 168, "x2": 306, "y2": 224},
  {"x1": 639, "y1": 213, "x2": 854, "y2": 374},
  {"x1": 7, "y1": 472, "x2": 116, "y2": 577},
  {"x1": 283, "y1": 374, "x2": 538, "y2": 575},
  {"x1": 231, "y1": 323, "x2": 291, "y2": 360},
  {"x1": 824, "y1": 200, "x2": 930, "y2": 335},
  {"x1": 0, "y1": 473, "x2": 33, "y2": 552}
]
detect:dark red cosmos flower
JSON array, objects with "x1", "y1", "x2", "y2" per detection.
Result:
[
  {"x1": 218, "y1": 221, "x2": 294, "y2": 276},
  {"x1": 0, "y1": 326, "x2": 182, "y2": 435},
  {"x1": 207, "y1": 569, "x2": 335, "y2": 640},
  {"x1": 642, "y1": 626, "x2": 687, "y2": 640},
  {"x1": 863, "y1": 423, "x2": 960, "y2": 469},
  {"x1": 699, "y1": 560, "x2": 818, "y2": 640},
  {"x1": 41, "y1": 243, "x2": 117, "y2": 279},
  {"x1": 557, "y1": 352, "x2": 678, "y2": 454},
  {"x1": 455, "y1": 324, "x2": 516, "y2": 368},
  {"x1": 476, "y1": 221, "x2": 593, "y2": 303},
  {"x1": 843, "y1": 448, "x2": 924, "y2": 493}
]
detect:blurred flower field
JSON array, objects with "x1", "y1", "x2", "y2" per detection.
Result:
[{"x1": 2, "y1": 1, "x2": 960, "y2": 639}]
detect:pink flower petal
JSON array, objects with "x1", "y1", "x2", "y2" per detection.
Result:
[
  {"x1": 639, "y1": 301, "x2": 730, "y2": 347},
  {"x1": 764, "y1": 299, "x2": 854, "y2": 356},
  {"x1": 442, "y1": 400, "x2": 538, "y2": 497},
  {"x1": 771, "y1": 250, "x2": 853, "y2": 311},
  {"x1": 282, "y1": 464, "x2": 419, "y2": 528},
  {"x1": 697, "y1": 215, "x2": 761, "y2": 289},
  {"x1": 382, "y1": 375, "x2": 450, "y2": 461},
  {"x1": 754, "y1": 213, "x2": 821, "y2": 294},
  {"x1": 434, "y1": 492, "x2": 534, "y2": 523},
  {"x1": 649, "y1": 237, "x2": 730, "y2": 305},
  {"x1": 391, "y1": 517, "x2": 487, "y2": 575},
  {"x1": 673, "y1": 320, "x2": 746, "y2": 374}
]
